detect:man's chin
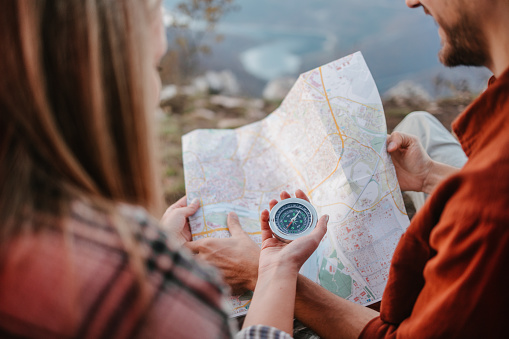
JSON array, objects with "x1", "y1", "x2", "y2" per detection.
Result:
[
  {"x1": 438, "y1": 43, "x2": 452, "y2": 66},
  {"x1": 439, "y1": 47, "x2": 461, "y2": 67},
  {"x1": 435, "y1": 15, "x2": 488, "y2": 68},
  {"x1": 439, "y1": 46, "x2": 486, "y2": 68},
  {"x1": 438, "y1": 47, "x2": 449, "y2": 66}
]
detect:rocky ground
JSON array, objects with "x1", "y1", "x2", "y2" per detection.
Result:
[{"x1": 158, "y1": 77, "x2": 479, "y2": 219}]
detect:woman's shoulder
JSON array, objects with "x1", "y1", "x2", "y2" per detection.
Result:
[
  {"x1": 0, "y1": 201, "x2": 233, "y2": 338},
  {"x1": 71, "y1": 201, "x2": 234, "y2": 338},
  {"x1": 69, "y1": 200, "x2": 231, "y2": 308}
]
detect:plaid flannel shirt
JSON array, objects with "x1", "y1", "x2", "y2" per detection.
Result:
[{"x1": 0, "y1": 202, "x2": 291, "y2": 339}]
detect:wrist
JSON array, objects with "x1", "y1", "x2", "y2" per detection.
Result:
[
  {"x1": 247, "y1": 266, "x2": 259, "y2": 292},
  {"x1": 258, "y1": 262, "x2": 299, "y2": 282},
  {"x1": 422, "y1": 160, "x2": 460, "y2": 194},
  {"x1": 244, "y1": 264, "x2": 298, "y2": 335},
  {"x1": 421, "y1": 160, "x2": 437, "y2": 194}
]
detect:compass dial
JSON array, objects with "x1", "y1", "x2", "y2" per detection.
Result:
[
  {"x1": 269, "y1": 198, "x2": 318, "y2": 242},
  {"x1": 275, "y1": 204, "x2": 311, "y2": 234}
]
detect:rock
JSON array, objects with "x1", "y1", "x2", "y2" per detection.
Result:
[
  {"x1": 204, "y1": 71, "x2": 223, "y2": 94},
  {"x1": 189, "y1": 70, "x2": 241, "y2": 96},
  {"x1": 247, "y1": 98, "x2": 265, "y2": 110},
  {"x1": 181, "y1": 85, "x2": 198, "y2": 97},
  {"x1": 212, "y1": 70, "x2": 240, "y2": 96},
  {"x1": 159, "y1": 85, "x2": 177, "y2": 102},
  {"x1": 263, "y1": 77, "x2": 297, "y2": 101},
  {"x1": 245, "y1": 108, "x2": 266, "y2": 120},
  {"x1": 191, "y1": 77, "x2": 210, "y2": 94},
  {"x1": 217, "y1": 118, "x2": 249, "y2": 129},
  {"x1": 384, "y1": 80, "x2": 432, "y2": 108},
  {"x1": 210, "y1": 95, "x2": 246, "y2": 109},
  {"x1": 191, "y1": 108, "x2": 216, "y2": 121}
]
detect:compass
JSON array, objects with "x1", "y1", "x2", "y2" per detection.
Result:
[{"x1": 269, "y1": 198, "x2": 318, "y2": 243}]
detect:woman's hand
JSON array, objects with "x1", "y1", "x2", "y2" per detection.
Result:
[
  {"x1": 258, "y1": 190, "x2": 329, "y2": 277},
  {"x1": 387, "y1": 132, "x2": 434, "y2": 193},
  {"x1": 160, "y1": 196, "x2": 200, "y2": 246},
  {"x1": 242, "y1": 189, "x2": 328, "y2": 334}
]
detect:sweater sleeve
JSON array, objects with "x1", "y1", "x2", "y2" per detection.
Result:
[
  {"x1": 237, "y1": 325, "x2": 293, "y2": 339},
  {"x1": 359, "y1": 213, "x2": 509, "y2": 338}
]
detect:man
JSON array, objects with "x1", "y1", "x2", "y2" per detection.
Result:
[{"x1": 187, "y1": 0, "x2": 509, "y2": 337}]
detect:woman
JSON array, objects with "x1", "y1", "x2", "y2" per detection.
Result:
[{"x1": 0, "y1": 0, "x2": 327, "y2": 337}]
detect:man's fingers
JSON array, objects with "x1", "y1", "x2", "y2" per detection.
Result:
[
  {"x1": 295, "y1": 189, "x2": 310, "y2": 202},
  {"x1": 260, "y1": 209, "x2": 273, "y2": 242},
  {"x1": 227, "y1": 212, "x2": 245, "y2": 237},
  {"x1": 184, "y1": 240, "x2": 199, "y2": 253},
  {"x1": 184, "y1": 237, "x2": 217, "y2": 254},
  {"x1": 388, "y1": 132, "x2": 415, "y2": 152},
  {"x1": 387, "y1": 132, "x2": 402, "y2": 152}
]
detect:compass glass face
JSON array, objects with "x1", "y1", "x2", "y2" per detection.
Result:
[{"x1": 274, "y1": 203, "x2": 312, "y2": 235}]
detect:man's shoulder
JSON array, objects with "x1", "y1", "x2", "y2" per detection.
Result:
[{"x1": 435, "y1": 154, "x2": 509, "y2": 226}]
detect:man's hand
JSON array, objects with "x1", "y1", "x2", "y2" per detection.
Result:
[
  {"x1": 186, "y1": 212, "x2": 260, "y2": 294},
  {"x1": 387, "y1": 131, "x2": 434, "y2": 193},
  {"x1": 160, "y1": 196, "x2": 200, "y2": 246}
]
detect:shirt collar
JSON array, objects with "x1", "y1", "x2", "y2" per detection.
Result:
[{"x1": 452, "y1": 68, "x2": 509, "y2": 157}]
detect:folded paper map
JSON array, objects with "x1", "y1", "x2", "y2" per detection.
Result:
[{"x1": 182, "y1": 52, "x2": 410, "y2": 317}]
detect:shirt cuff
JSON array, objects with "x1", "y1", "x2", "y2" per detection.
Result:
[{"x1": 236, "y1": 325, "x2": 293, "y2": 339}]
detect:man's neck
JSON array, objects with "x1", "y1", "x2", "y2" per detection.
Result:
[{"x1": 484, "y1": 2, "x2": 509, "y2": 77}]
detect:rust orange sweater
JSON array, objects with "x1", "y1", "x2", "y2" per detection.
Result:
[{"x1": 360, "y1": 70, "x2": 509, "y2": 338}]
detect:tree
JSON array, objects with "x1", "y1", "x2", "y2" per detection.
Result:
[{"x1": 160, "y1": 0, "x2": 236, "y2": 85}]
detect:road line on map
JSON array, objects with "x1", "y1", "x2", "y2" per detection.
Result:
[
  {"x1": 193, "y1": 227, "x2": 262, "y2": 238},
  {"x1": 343, "y1": 136, "x2": 407, "y2": 216},
  {"x1": 201, "y1": 198, "x2": 209, "y2": 231},
  {"x1": 233, "y1": 299, "x2": 252, "y2": 312},
  {"x1": 327, "y1": 95, "x2": 379, "y2": 111},
  {"x1": 308, "y1": 133, "x2": 340, "y2": 163},
  {"x1": 319, "y1": 67, "x2": 344, "y2": 141},
  {"x1": 306, "y1": 68, "x2": 347, "y2": 197},
  {"x1": 315, "y1": 189, "x2": 397, "y2": 213},
  {"x1": 302, "y1": 77, "x2": 328, "y2": 100}
]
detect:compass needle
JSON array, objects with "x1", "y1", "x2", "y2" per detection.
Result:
[{"x1": 286, "y1": 211, "x2": 300, "y2": 229}]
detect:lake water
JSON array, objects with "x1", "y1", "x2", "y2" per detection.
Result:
[
  {"x1": 219, "y1": 25, "x2": 334, "y2": 81},
  {"x1": 163, "y1": 0, "x2": 491, "y2": 97}
]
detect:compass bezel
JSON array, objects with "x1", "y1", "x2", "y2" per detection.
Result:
[{"x1": 268, "y1": 198, "x2": 318, "y2": 243}]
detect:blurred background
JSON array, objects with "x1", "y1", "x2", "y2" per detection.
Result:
[{"x1": 158, "y1": 0, "x2": 489, "y2": 208}]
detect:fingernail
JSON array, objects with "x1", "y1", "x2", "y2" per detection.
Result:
[
  {"x1": 325, "y1": 215, "x2": 329, "y2": 223},
  {"x1": 191, "y1": 198, "x2": 200, "y2": 205},
  {"x1": 387, "y1": 142, "x2": 396, "y2": 151}
]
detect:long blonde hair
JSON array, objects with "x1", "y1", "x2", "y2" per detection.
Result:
[{"x1": 0, "y1": 0, "x2": 162, "y2": 242}]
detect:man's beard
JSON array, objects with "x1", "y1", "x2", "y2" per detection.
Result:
[{"x1": 438, "y1": 12, "x2": 489, "y2": 67}]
